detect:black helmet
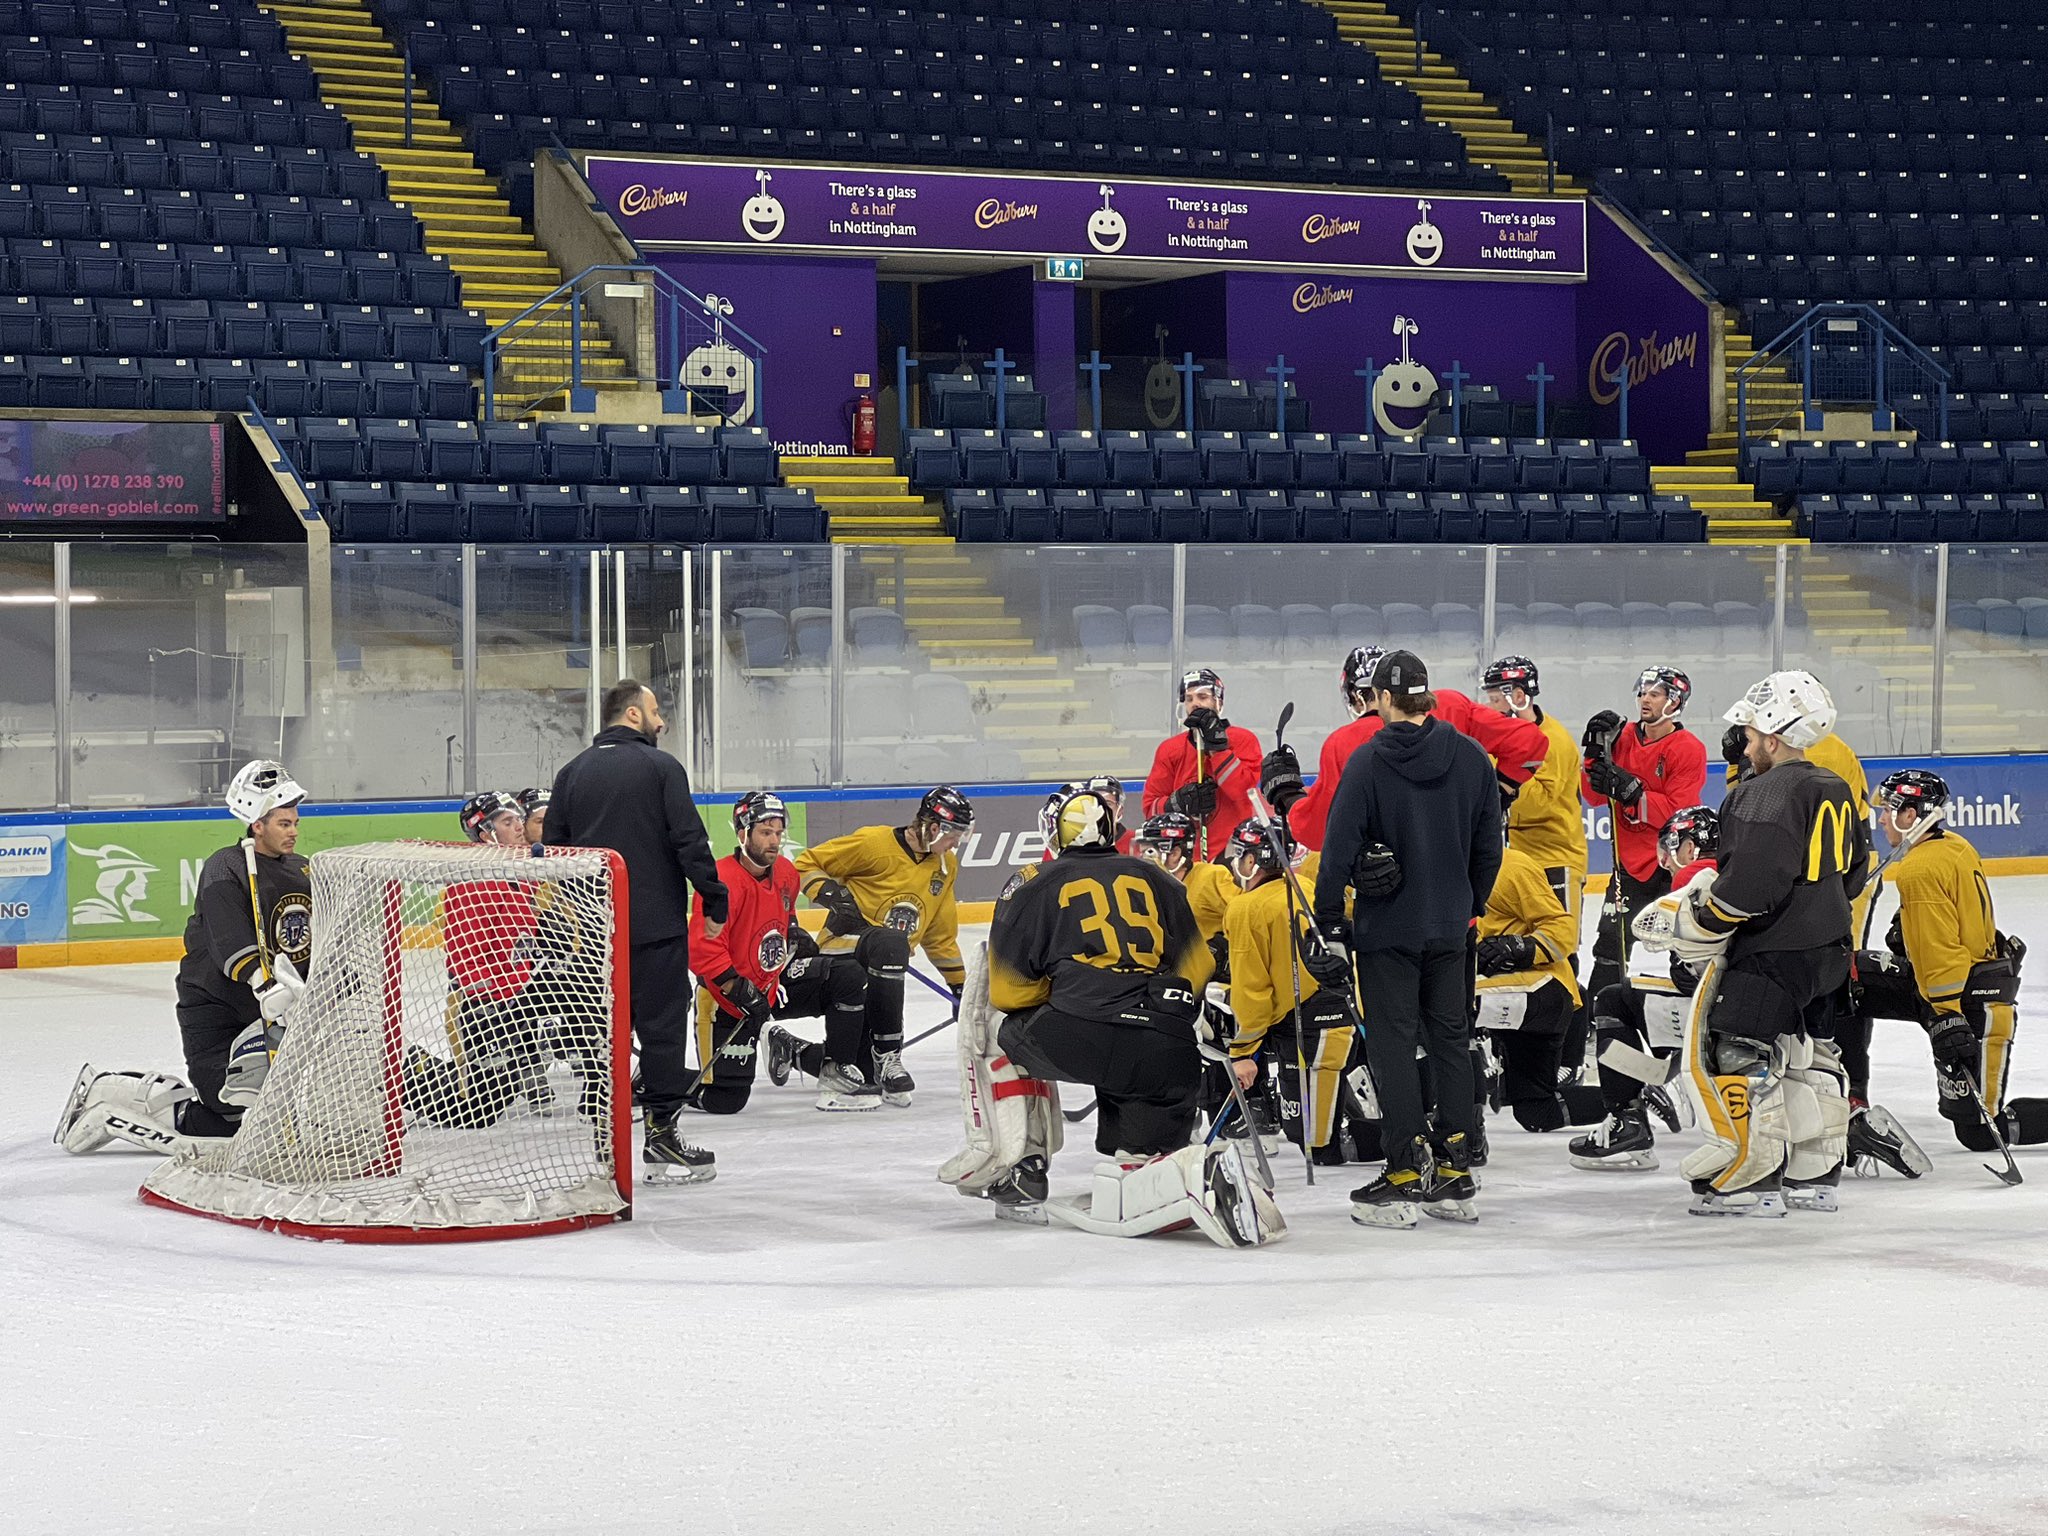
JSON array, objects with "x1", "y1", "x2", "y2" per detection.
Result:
[
  {"x1": 732, "y1": 789, "x2": 790, "y2": 835},
  {"x1": 1134, "y1": 811, "x2": 1200, "y2": 867},
  {"x1": 1875, "y1": 768, "x2": 1949, "y2": 817},
  {"x1": 1636, "y1": 665, "x2": 1694, "y2": 714},
  {"x1": 514, "y1": 786, "x2": 550, "y2": 819},
  {"x1": 1178, "y1": 666, "x2": 1225, "y2": 705},
  {"x1": 460, "y1": 790, "x2": 522, "y2": 843},
  {"x1": 1341, "y1": 644, "x2": 1387, "y2": 713},
  {"x1": 1658, "y1": 804, "x2": 1720, "y2": 862},
  {"x1": 1223, "y1": 816, "x2": 1288, "y2": 885},
  {"x1": 917, "y1": 784, "x2": 975, "y2": 836},
  {"x1": 1482, "y1": 655, "x2": 1540, "y2": 697}
]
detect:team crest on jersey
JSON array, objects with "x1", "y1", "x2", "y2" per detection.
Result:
[
  {"x1": 929, "y1": 872, "x2": 945, "y2": 896},
  {"x1": 271, "y1": 891, "x2": 313, "y2": 967},
  {"x1": 757, "y1": 929, "x2": 789, "y2": 973},
  {"x1": 885, "y1": 899, "x2": 923, "y2": 937}
]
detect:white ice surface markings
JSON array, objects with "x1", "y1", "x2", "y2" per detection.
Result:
[{"x1": 3, "y1": 882, "x2": 2047, "y2": 1534}]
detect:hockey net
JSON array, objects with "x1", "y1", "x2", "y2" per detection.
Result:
[{"x1": 142, "y1": 841, "x2": 632, "y2": 1241}]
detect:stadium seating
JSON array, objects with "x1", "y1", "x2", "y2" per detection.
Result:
[{"x1": 369, "y1": 0, "x2": 1502, "y2": 208}]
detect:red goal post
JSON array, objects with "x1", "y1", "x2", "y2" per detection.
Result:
[{"x1": 142, "y1": 840, "x2": 633, "y2": 1242}]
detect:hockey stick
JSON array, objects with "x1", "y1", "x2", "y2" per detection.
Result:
[
  {"x1": 1191, "y1": 719, "x2": 1209, "y2": 863},
  {"x1": 241, "y1": 837, "x2": 274, "y2": 986},
  {"x1": 1588, "y1": 721, "x2": 1635, "y2": 978},
  {"x1": 1063, "y1": 1096, "x2": 1097, "y2": 1122},
  {"x1": 1960, "y1": 1063, "x2": 2024, "y2": 1186},
  {"x1": 1244, "y1": 709, "x2": 1318, "y2": 1186},
  {"x1": 1199, "y1": 1040, "x2": 1279, "y2": 1194}
]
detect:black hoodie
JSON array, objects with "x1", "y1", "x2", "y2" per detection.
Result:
[
  {"x1": 543, "y1": 723, "x2": 728, "y2": 943},
  {"x1": 1313, "y1": 713, "x2": 1504, "y2": 952}
]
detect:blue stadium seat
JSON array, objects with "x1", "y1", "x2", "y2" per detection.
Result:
[
  {"x1": 659, "y1": 424, "x2": 719, "y2": 483},
  {"x1": 540, "y1": 421, "x2": 601, "y2": 481},
  {"x1": 644, "y1": 487, "x2": 708, "y2": 543},
  {"x1": 766, "y1": 488, "x2": 825, "y2": 542},
  {"x1": 1198, "y1": 432, "x2": 1250, "y2": 488},
  {"x1": 1101, "y1": 488, "x2": 1151, "y2": 542},
  {"x1": 1053, "y1": 490, "x2": 1106, "y2": 543},
  {"x1": 1150, "y1": 489, "x2": 1200, "y2": 542},
  {"x1": 1055, "y1": 431, "x2": 1107, "y2": 487},
  {"x1": 1341, "y1": 491, "x2": 1391, "y2": 541},
  {"x1": 422, "y1": 420, "x2": 482, "y2": 479},
  {"x1": 362, "y1": 418, "x2": 424, "y2": 479},
  {"x1": 524, "y1": 484, "x2": 584, "y2": 543},
  {"x1": 399, "y1": 481, "x2": 460, "y2": 542},
  {"x1": 955, "y1": 428, "x2": 1006, "y2": 486},
  {"x1": 904, "y1": 428, "x2": 959, "y2": 488},
  {"x1": 1102, "y1": 431, "x2": 1154, "y2": 487},
  {"x1": 1001, "y1": 488, "x2": 1054, "y2": 541},
  {"x1": 707, "y1": 486, "x2": 767, "y2": 541},
  {"x1": 946, "y1": 488, "x2": 998, "y2": 541},
  {"x1": 482, "y1": 421, "x2": 543, "y2": 482},
  {"x1": 1008, "y1": 430, "x2": 1058, "y2": 488},
  {"x1": 1154, "y1": 432, "x2": 1203, "y2": 487},
  {"x1": 459, "y1": 483, "x2": 523, "y2": 542},
  {"x1": 328, "y1": 481, "x2": 399, "y2": 542},
  {"x1": 599, "y1": 423, "x2": 661, "y2": 483}
]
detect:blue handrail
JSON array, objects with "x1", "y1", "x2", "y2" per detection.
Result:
[{"x1": 1735, "y1": 302, "x2": 1951, "y2": 445}]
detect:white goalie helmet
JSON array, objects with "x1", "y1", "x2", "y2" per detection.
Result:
[
  {"x1": 1723, "y1": 670, "x2": 1836, "y2": 749},
  {"x1": 226, "y1": 759, "x2": 306, "y2": 825}
]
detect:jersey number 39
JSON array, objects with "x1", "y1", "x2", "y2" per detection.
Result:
[{"x1": 1057, "y1": 876, "x2": 1165, "y2": 970}]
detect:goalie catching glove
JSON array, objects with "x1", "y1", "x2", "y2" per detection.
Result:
[
  {"x1": 1630, "y1": 869, "x2": 1733, "y2": 965},
  {"x1": 254, "y1": 952, "x2": 306, "y2": 1024}
]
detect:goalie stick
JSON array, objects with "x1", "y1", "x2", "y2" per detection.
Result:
[
  {"x1": 241, "y1": 837, "x2": 273, "y2": 986},
  {"x1": 1248, "y1": 701, "x2": 1320, "y2": 1185}
]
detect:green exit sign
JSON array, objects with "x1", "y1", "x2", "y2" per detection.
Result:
[{"x1": 1045, "y1": 257, "x2": 1085, "y2": 281}]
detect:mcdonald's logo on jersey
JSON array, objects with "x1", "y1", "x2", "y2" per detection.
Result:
[{"x1": 1805, "y1": 798, "x2": 1856, "y2": 882}]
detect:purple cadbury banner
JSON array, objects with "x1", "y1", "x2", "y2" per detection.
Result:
[{"x1": 583, "y1": 155, "x2": 1588, "y2": 281}]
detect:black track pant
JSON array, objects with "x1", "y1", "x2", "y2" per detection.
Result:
[
  {"x1": 631, "y1": 936, "x2": 697, "y2": 1121},
  {"x1": 172, "y1": 997, "x2": 248, "y2": 1138},
  {"x1": 1587, "y1": 865, "x2": 1670, "y2": 1003},
  {"x1": 1357, "y1": 941, "x2": 1474, "y2": 1153},
  {"x1": 1848, "y1": 957, "x2": 2047, "y2": 1150},
  {"x1": 998, "y1": 1004, "x2": 1200, "y2": 1157}
]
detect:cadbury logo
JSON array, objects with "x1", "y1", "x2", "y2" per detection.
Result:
[
  {"x1": 1589, "y1": 328, "x2": 1698, "y2": 405},
  {"x1": 618, "y1": 184, "x2": 687, "y2": 217},
  {"x1": 974, "y1": 198, "x2": 1039, "y2": 229},
  {"x1": 1300, "y1": 213, "x2": 1362, "y2": 244},
  {"x1": 1292, "y1": 282, "x2": 1354, "y2": 313}
]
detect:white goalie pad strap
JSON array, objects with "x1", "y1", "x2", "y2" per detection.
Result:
[
  {"x1": 1473, "y1": 987, "x2": 1533, "y2": 1033},
  {"x1": 57, "y1": 1068, "x2": 194, "y2": 1155},
  {"x1": 1784, "y1": 1039, "x2": 1852, "y2": 1181},
  {"x1": 938, "y1": 945, "x2": 1061, "y2": 1194},
  {"x1": 1642, "y1": 993, "x2": 1689, "y2": 1052},
  {"x1": 1346, "y1": 1064, "x2": 1381, "y2": 1120},
  {"x1": 1598, "y1": 1037, "x2": 1676, "y2": 1087},
  {"x1": 1044, "y1": 1143, "x2": 1283, "y2": 1248}
]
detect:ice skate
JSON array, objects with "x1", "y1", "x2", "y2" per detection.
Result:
[
  {"x1": 1688, "y1": 1179, "x2": 1786, "y2": 1218},
  {"x1": 1644, "y1": 1083, "x2": 1688, "y2": 1135},
  {"x1": 1847, "y1": 1105, "x2": 1931, "y2": 1179},
  {"x1": 1350, "y1": 1138, "x2": 1427, "y2": 1229},
  {"x1": 1570, "y1": 1104, "x2": 1659, "y2": 1172},
  {"x1": 1467, "y1": 1122, "x2": 1490, "y2": 1169},
  {"x1": 816, "y1": 1059, "x2": 882, "y2": 1112},
  {"x1": 873, "y1": 1049, "x2": 914, "y2": 1108},
  {"x1": 52, "y1": 1062, "x2": 99, "y2": 1145},
  {"x1": 642, "y1": 1115, "x2": 716, "y2": 1185},
  {"x1": 766, "y1": 1025, "x2": 801, "y2": 1087},
  {"x1": 1783, "y1": 1175, "x2": 1841, "y2": 1213},
  {"x1": 980, "y1": 1155, "x2": 1049, "y2": 1224},
  {"x1": 1422, "y1": 1132, "x2": 1478, "y2": 1223}
]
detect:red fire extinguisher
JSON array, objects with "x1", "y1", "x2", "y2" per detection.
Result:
[{"x1": 848, "y1": 392, "x2": 877, "y2": 455}]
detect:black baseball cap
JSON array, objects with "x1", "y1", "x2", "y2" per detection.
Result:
[{"x1": 1370, "y1": 649, "x2": 1429, "y2": 696}]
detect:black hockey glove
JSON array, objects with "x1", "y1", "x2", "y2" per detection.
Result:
[
  {"x1": 1302, "y1": 916, "x2": 1352, "y2": 986},
  {"x1": 1168, "y1": 779, "x2": 1219, "y2": 820},
  {"x1": 1184, "y1": 706, "x2": 1233, "y2": 755},
  {"x1": 1497, "y1": 770, "x2": 1522, "y2": 817},
  {"x1": 711, "y1": 971, "x2": 773, "y2": 1026},
  {"x1": 808, "y1": 878, "x2": 867, "y2": 934},
  {"x1": 1259, "y1": 744, "x2": 1306, "y2": 814},
  {"x1": 787, "y1": 922, "x2": 820, "y2": 961},
  {"x1": 1351, "y1": 842, "x2": 1403, "y2": 901},
  {"x1": 1474, "y1": 933, "x2": 1538, "y2": 976},
  {"x1": 1580, "y1": 710, "x2": 1624, "y2": 758},
  {"x1": 1584, "y1": 757, "x2": 1643, "y2": 807},
  {"x1": 854, "y1": 925, "x2": 911, "y2": 980},
  {"x1": 1927, "y1": 1014, "x2": 1979, "y2": 1073},
  {"x1": 1721, "y1": 722, "x2": 1750, "y2": 769}
]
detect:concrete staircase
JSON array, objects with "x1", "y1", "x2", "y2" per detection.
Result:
[
  {"x1": 256, "y1": 0, "x2": 627, "y2": 405},
  {"x1": 1303, "y1": 0, "x2": 1582, "y2": 195},
  {"x1": 776, "y1": 457, "x2": 1112, "y2": 771},
  {"x1": 1650, "y1": 313, "x2": 1806, "y2": 544}
]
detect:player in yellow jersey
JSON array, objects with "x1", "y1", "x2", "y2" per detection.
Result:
[
  {"x1": 1848, "y1": 769, "x2": 2042, "y2": 1156},
  {"x1": 793, "y1": 785, "x2": 973, "y2": 1106},
  {"x1": 1219, "y1": 818, "x2": 1362, "y2": 1167},
  {"x1": 1471, "y1": 843, "x2": 1606, "y2": 1149}
]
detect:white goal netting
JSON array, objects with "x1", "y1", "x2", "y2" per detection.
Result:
[{"x1": 143, "y1": 841, "x2": 631, "y2": 1240}]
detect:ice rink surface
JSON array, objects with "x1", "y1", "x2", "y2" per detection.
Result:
[{"x1": 7, "y1": 883, "x2": 2048, "y2": 1536}]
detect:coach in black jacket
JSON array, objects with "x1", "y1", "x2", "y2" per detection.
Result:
[
  {"x1": 1315, "y1": 650, "x2": 1503, "y2": 1190},
  {"x1": 545, "y1": 679, "x2": 729, "y2": 1127}
]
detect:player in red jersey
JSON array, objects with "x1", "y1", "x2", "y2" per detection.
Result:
[
  {"x1": 1261, "y1": 645, "x2": 1550, "y2": 852},
  {"x1": 1142, "y1": 668, "x2": 1262, "y2": 861},
  {"x1": 1579, "y1": 666, "x2": 1709, "y2": 1001}
]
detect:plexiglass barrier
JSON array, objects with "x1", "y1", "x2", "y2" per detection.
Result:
[{"x1": 0, "y1": 540, "x2": 2038, "y2": 811}]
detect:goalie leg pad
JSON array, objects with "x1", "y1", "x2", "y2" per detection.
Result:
[
  {"x1": 938, "y1": 947, "x2": 1061, "y2": 1194},
  {"x1": 1680, "y1": 1031, "x2": 1792, "y2": 1192},
  {"x1": 1044, "y1": 1143, "x2": 1284, "y2": 1248},
  {"x1": 1784, "y1": 1037, "x2": 1852, "y2": 1182},
  {"x1": 1599, "y1": 1037, "x2": 1677, "y2": 1087},
  {"x1": 55, "y1": 1066, "x2": 195, "y2": 1155}
]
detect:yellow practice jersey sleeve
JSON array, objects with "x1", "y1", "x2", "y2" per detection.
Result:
[
  {"x1": 1184, "y1": 860, "x2": 1240, "y2": 945},
  {"x1": 1507, "y1": 710, "x2": 1590, "y2": 880},
  {"x1": 1806, "y1": 733, "x2": 1870, "y2": 818},
  {"x1": 1890, "y1": 830, "x2": 1999, "y2": 1012},
  {"x1": 1222, "y1": 876, "x2": 1320, "y2": 1057},
  {"x1": 1475, "y1": 846, "x2": 1581, "y2": 1005},
  {"x1": 988, "y1": 846, "x2": 1212, "y2": 1016},
  {"x1": 793, "y1": 824, "x2": 966, "y2": 989}
]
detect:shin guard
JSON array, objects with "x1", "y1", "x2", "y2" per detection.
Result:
[{"x1": 938, "y1": 946, "x2": 1061, "y2": 1194}]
